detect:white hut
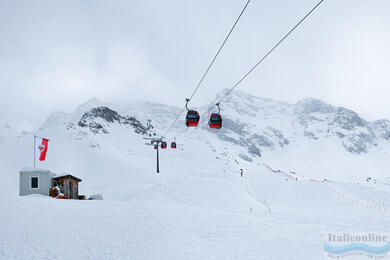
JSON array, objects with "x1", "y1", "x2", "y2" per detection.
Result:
[{"x1": 19, "y1": 168, "x2": 54, "y2": 196}]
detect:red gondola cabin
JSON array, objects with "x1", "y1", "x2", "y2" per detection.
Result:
[
  {"x1": 186, "y1": 110, "x2": 200, "y2": 127},
  {"x1": 209, "y1": 113, "x2": 222, "y2": 129}
]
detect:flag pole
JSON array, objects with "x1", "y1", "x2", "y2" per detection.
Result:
[{"x1": 34, "y1": 135, "x2": 36, "y2": 168}]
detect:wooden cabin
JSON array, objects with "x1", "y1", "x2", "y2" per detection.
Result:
[{"x1": 52, "y1": 174, "x2": 82, "y2": 199}]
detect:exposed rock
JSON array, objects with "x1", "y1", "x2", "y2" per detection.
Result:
[
  {"x1": 333, "y1": 107, "x2": 365, "y2": 131},
  {"x1": 295, "y1": 98, "x2": 335, "y2": 114},
  {"x1": 268, "y1": 127, "x2": 289, "y2": 147},
  {"x1": 342, "y1": 132, "x2": 376, "y2": 154},
  {"x1": 297, "y1": 115, "x2": 325, "y2": 127},
  {"x1": 248, "y1": 144, "x2": 261, "y2": 157},
  {"x1": 78, "y1": 106, "x2": 148, "y2": 135},
  {"x1": 239, "y1": 153, "x2": 253, "y2": 162},
  {"x1": 373, "y1": 119, "x2": 390, "y2": 140},
  {"x1": 251, "y1": 134, "x2": 273, "y2": 147},
  {"x1": 304, "y1": 131, "x2": 317, "y2": 140},
  {"x1": 219, "y1": 118, "x2": 250, "y2": 136}
]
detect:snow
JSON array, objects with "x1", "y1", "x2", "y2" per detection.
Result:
[
  {"x1": 89, "y1": 193, "x2": 103, "y2": 200},
  {"x1": 20, "y1": 167, "x2": 50, "y2": 172},
  {"x1": 53, "y1": 173, "x2": 82, "y2": 181},
  {"x1": 0, "y1": 91, "x2": 389, "y2": 259}
]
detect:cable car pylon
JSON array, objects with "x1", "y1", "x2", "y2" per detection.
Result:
[{"x1": 144, "y1": 136, "x2": 163, "y2": 173}]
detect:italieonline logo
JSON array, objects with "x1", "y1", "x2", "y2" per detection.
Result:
[{"x1": 324, "y1": 233, "x2": 390, "y2": 259}]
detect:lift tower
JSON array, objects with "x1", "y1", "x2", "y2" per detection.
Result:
[{"x1": 144, "y1": 137, "x2": 162, "y2": 173}]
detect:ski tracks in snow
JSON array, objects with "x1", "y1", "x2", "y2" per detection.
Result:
[{"x1": 255, "y1": 161, "x2": 390, "y2": 214}]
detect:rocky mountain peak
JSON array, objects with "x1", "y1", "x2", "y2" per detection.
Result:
[
  {"x1": 78, "y1": 106, "x2": 148, "y2": 135},
  {"x1": 333, "y1": 107, "x2": 365, "y2": 131},
  {"x1": 373, "y1": 119, "x2": 390, "y2": 140},
  {"x1": 81, "y1": 107, "x2": 122, "y2": 124},
  {"x1": 201, "y1": 92, "x2": 389, "y2": 156},
  {"x1": 295, "y1": 98, "x2": 335, "y2": 114}
]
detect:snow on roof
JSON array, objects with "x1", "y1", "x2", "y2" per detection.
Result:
[
  {"x1": 20, "y1": 167, "x2": 50, "y2": 173},
  {"x1": 53, "y1": 173, "x2": 82, "y2": 182}
]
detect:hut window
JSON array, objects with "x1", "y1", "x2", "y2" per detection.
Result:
[{"x1": 31, "y1": 177, "x2": 39, "y2": 189}]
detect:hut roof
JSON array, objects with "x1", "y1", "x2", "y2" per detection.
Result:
[
  {"x1": 20, "y1": 167, "x2": 50, "y2": 173},
  {"x1": 53, "y1": 174, "x2": 82, "y2": 182}
]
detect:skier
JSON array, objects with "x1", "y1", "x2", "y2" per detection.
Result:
[{"x1": 240, "y1": 169, "x2": 243, "y2": 178}]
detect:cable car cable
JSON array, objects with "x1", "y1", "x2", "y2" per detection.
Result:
[
  {"x1": 163, "y1": 0, "x2": 251, "y2": 138},
  {"x1": 163, "y1": 105, "x2": 187, "y2": 138},
  {"x1": 174, "y1": 0, "x2": 325, "y2": 140},
  {"x1": 188, "y1": 0, "x2": 251, "y2": 102},
  {"x1": 201, "y1": 0, "x2": 325, "y2": 118}
]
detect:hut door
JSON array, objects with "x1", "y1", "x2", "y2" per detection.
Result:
[{"x1": 69, "y1": 181, "x2": 73, "y2": 199}]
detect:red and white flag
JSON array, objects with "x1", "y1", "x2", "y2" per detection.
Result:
[{"x1": 35, "y1": 136, "x2": 49, "y2": 161}]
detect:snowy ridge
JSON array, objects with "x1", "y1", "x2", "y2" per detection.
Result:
[
  {"x1": 199, "y1": 90, "x2": 388, "y2": 156},
  {"x1": 78, "y1": 106, "x2": 148, "y2": 135},
  {"x1": 18, "y1": 89, "x2": 390, "y2": 184}
]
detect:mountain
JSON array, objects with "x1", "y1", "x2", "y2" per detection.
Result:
[
  {"x1": 43, "y1": 90, "x2": 390, "y2": 154},
  {"x1": 0, "y1": 90, "x2": 389, "y2": 259},
  {"x1": 17, "y1": 89, "x2": 389, "y2": 184},
  {"x1": 201, "y1": 91, "x2": 388, "y2": 155},
  {"x1": 77, "y1": 106, "x2": 148, "y2": 135}
]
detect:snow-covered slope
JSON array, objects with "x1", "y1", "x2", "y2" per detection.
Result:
[
  {"x1": 0, "y1": 124, "x2": 20, "y2": 140},
  {"x1": 0, "y1": 90, "x2": 389, "y2": 259},
  {"x1": 202, "y1": 90, "x2": 390, "y2": 155}
]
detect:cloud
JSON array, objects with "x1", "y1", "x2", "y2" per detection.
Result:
[{"x1": 0, "y1": 0, "x2": 389, "y2": 129}]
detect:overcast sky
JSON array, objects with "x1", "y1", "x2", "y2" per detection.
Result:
[{"x1": 0, "y1": 0, "x2": 389, "y2": 130}]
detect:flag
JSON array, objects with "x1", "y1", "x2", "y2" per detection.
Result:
[{"x1": 35, "y1": 136, "x2": 49, "y2": 161}]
